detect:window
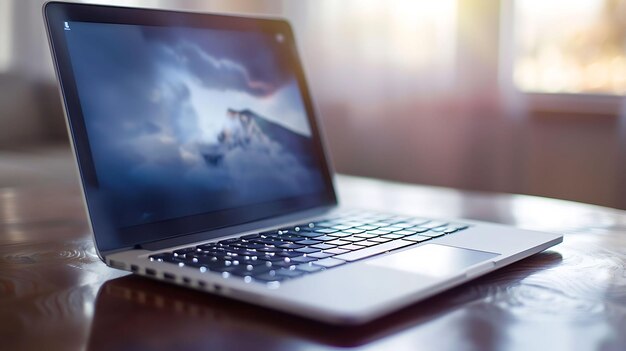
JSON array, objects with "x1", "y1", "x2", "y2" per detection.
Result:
[
  {"x1": 513, "y1": 0, "x2": 626, "y2": 95},
  {"x1": 0, "y1": 0, "x2": 13, "y2": 71},
  {"x1": 284, "y1": 0, "x2": 458, "y2": 101}
]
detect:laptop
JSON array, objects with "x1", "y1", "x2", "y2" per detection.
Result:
[{"x1": 44, "y1": 2, "x2": 562, "y2": 324}]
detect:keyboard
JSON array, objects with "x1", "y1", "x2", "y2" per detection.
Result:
[{"x1": 148, "y1": 211, "x2": 469, "y2": 285}]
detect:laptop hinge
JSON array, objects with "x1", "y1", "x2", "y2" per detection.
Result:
[{"x1": 136, "y1": 205, "x2": 338, "y2": 251}]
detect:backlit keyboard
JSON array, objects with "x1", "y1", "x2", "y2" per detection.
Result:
[{"x1": 148, "y1": 211, "x2": 469, "y2": 285}]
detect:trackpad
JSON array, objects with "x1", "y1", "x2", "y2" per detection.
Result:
[{"x1": 366, "y1": 244, "x2": 499, "y2": 278}]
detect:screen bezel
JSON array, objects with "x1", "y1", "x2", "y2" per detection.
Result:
[{"x1": 44, "y1": 2, "x2": 337, "y2": 252}]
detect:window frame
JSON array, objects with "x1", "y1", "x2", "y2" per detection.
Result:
[{"x1": 498, "y1": 0, "x2": 626, "y2": 116}]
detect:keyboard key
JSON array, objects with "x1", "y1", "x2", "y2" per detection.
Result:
[
  {"x1": 196, "y1": 243, "x2": 218, "y2": 250},
  {"x1": 355, "y1": 233, "x2": 377, "y2": 239},
  {"x1": 276, "y1": 251, "x2": 303, "y2": 258},
  {"x1": 206, "y1": 260, "x2": 238, "y2": 270},
  {"x1": 257, "y1": 246, "x2": 282, "y2": 253},
  {"x1": 270, "y1": 260, "x2": 297, "y2": 269},
  {"x1": 253, "y1": 238, "x2": 283, "y2": 246},
  {"x1": 343, "y1": 228, "x2": 365, "y2": 234},
  {"x1": 205, "y1": 251, "x2": 232, "y2": 259},
  {"x1": 279, "y1": 234, "x2": 307, "y2": 242},
  {"x1": 290, "y1": 256, "x2": 317, "y2": 264},
  {"x1": 327, "y1": 239, "x2": 350, "y2": 246},
  {"x1": 225, "y1": 248, "x2": 257, "y2": 256},
  {"x1": 312, "y1": 243, "x2": 336, "y2": 250},
  {"x1": 419, "y1": 231, "x2": 445, "y2": 238},
  {"x1": 307, "y1": 252, "x2": 334, "y2": 259},
  {"x1": 237, "y1": 242, "x2": 265, "y2": 250},
  {"x1": 325, "y1": 248, "x2": 349, "y2": 255},
  {"x1": 402, "y1": 235, "x2": 432, "y2": 243},
  {"x1": 277, "y1": 243, "x2": 304, "y2": 249},
  {"x1": 314, "y1": 221, "x2": 336, "y2": 228},
  {"x1": 421, "y1": 221, "x2": 448, "y2": 229},
  {"x1": 230, "y1": 265, "x2": 272, "y2": 276},
  {"x1": 342, "y1": 236, "x2": 366, "y2": 243},
  {"x1": 369, "y1": 237, "x2": 391, "y2": 243},
  {"x1": 219, "y1": 265, "x2": 247, "y2": 274},
  {"x1": 393, "y1": 230, "x2": 417, "y2": 236},
  {"x1": 275, "y1": 268, "x2": 304, "y2": 278},
  {"x1": 356, "y1": 225, "x2": 379, "y2": 231},
  {"x1": 313, "y1": 235, "x2": 336, "y2": 242},
  {"x1": 296, "y1": 232, "x2": 323, "y2": 238},
  {"x1": 254, "y1": 273, "x2": 285, "y2": 282},
  {"x1": 381, "y1": 234, "x2": 404, "y2": 240},
  {"x1": 257, "y1": 255, "x2": 286, "y2": 262},
  {"x1": 334, "y1": 240, "x2": 416, "y2": 262},
  {"x1": 185, "y1": 252, "x2": 207, "y2": 260},
  {"x1": 341, "y1": 244, "x2": 364, "y2": 251},
  {"x1": 379, "y1": 226, "x2": 402, "y2": 232},
  {"x1": 298, "y1": 239, "x2": 322, "y2": 245},
  {"x1": 331, "y1": 224, "x2": 352, "y2": 230},
  {"x1": 149, "y1": 253, "x2": 174, "y2": 262},
  {"x1": 368, "y1": 229, "x2": 391, "y2": 235},
  {"x1": 314, "y1": 258, "x2": 346, "y2": 268},
  {"x1": 173, "y1": 247, "x2": 195, "y2": 255},
  {"x1": 390, "y1": 222, "x2": 413, "y2": 229},
  {"x1": 441, "y1": 227, "x2": 461, "y2": 234},
  {"x1": 295, "y1": 247, "x2": 321, "y2": 254},
  {"x1": 354, "y1": 240, "x2": 378, "y2": 247},
  {"x1": 327, "y1": 232, "x2": 352, "y2": 238},
  {"x1": 193, "y1": 256, "x2": 220, "y2": 265},
  {"x1": 315, "y1": 228, "x2": 338, "y2": 234},
  {"x1": 184, "y1": 260, "x2": 209, "y2": 269},
  {"x1": 449, "y1": 224, "x2": 469, "y2": 231},
  {"x1": 238, "y1": 258, "x2": 266, "y2": 266},
  {"x1": 296, "y1": 263, "x2": 324, "y2": 273}
]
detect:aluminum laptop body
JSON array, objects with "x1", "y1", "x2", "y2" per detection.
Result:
[{"x1": 44, "y1": 2, "x2": 562, "y2": 325}]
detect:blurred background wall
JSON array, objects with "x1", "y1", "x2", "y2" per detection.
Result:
[{"x1": 1, "y1": 0, "x2": 625, "y2": 209}]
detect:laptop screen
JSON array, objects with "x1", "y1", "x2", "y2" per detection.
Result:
[{"x1": 46, "y1": 4, "x2": 336, "y2": 251}]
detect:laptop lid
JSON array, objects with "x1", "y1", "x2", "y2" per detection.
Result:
[{"x1": 44, "y1": 2, "x2": 336, "y2": 253}]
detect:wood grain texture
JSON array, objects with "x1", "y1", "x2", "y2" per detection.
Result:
[{"x1": 1, "y1": 176, "x2": 625, "y2": 351}]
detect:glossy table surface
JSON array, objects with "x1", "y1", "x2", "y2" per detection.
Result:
[{"x1": 2, "y1": 175, "x2": 625, "y2": 351}]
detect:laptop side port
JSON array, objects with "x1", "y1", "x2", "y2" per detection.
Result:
[{"x1": 108, "y1": 259, "x2": 127, "y2": 270}]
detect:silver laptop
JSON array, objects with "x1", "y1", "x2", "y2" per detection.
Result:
[{"x1": 44, "y1": 2, "x2": 562, "y2": 324}]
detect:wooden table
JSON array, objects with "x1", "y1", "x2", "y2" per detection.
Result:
[{"x1": 2, "y1": 175, "x2": 625, "y2": 351}]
